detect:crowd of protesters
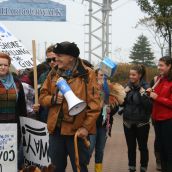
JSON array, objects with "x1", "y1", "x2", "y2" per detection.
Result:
[{"x1": 0, "y1": 42, "x2": 172, "y2": 172}]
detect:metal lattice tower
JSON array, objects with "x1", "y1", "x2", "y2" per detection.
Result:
[
  {"x1": 73, "y1": 0, "x2": 117, "y2": 63},
  {"x1": 85, "y1": 0, "x2": 112, "y2": 63}
]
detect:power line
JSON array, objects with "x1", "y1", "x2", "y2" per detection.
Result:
[{"x1": 112, "y1": 0, "x2": 134, "y2": 11}]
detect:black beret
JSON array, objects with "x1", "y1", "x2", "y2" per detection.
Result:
[{"x1": 53, "y1": 42, "x2": 80, "y2": 58}]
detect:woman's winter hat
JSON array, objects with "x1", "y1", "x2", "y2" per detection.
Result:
[{"x1": 53, "y1": 42, "x2": 80, "y2": 58}]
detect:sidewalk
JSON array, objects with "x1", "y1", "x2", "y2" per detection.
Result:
[{"x1": 67, "y1": 115, "x2": 157, "y2": 172}]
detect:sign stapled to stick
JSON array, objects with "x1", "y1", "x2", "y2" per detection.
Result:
[
  {"x1": 20, "y1": 117, "x2": 51, "y2": 168},
  {"x1": 0, "y1": 22, "x2": 40, "y2": 70},
  {"x1": 0, "y1": 124, "x2": 17, "y2": 172}
]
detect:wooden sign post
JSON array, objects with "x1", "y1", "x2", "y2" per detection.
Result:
[{"x1": 32, "y1": 40, "x2": 39, "y2": 105}]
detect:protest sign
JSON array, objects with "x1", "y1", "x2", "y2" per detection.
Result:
[
  {"x1": 20, "y1": 117, "x2": 50, "y2": 168},
  {"x1": 0, "y1": 22, "x2": 39, "y2": 70},
  {"x1": 0, "y1": 124, "x2": 17, "y2": 172},
  {"x1": 0, "y1": 0, "x2": 66, "y2": 22}
]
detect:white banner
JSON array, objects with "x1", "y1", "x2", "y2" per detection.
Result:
[
  {"x1": 0, "y1": 22, "x2": 39, "y2": 70},
  {"x1": 20, "y1": 117, "x2": 50, "y2": 168},
  {"x1": 0, "y1": 124, "x2": 17, "y2": 172}
]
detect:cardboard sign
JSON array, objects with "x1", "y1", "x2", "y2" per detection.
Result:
[
  {"x1": 0, "y1": 124, "x2": 17, "y2": 172},
  {"x1": 0, "y1": 22, "x2": 39, "y2": 70},
  {"x1": 20, "y1": 117, "x2": 50, "y2": 168}
]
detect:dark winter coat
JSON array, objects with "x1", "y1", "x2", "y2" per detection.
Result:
[{"x1": 123, "y1": 80, "x2": 152, "y2": 123}]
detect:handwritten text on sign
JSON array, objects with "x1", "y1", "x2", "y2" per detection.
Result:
[
  {"x1": 0, "y1": 23, "x2": 39, "y2": 70},
  {"x1": 0, "y1": 124, "x2": 17, "y2": 172},
  {"x1": 20, "y1": 117, "x2": 50, "y2": 168}
]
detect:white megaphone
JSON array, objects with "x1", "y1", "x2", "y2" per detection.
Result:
[{"x1": 56, "y1": 77, "x2": 87, "y2": 116}]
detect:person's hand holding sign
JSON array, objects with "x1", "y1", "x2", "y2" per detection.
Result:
[{"x1": 33, "y1": 104, "x2": 40, "y2": 112}]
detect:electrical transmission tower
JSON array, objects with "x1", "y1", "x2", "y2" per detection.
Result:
[{"x1": 73, "y1": 0, "x2": 118, "y2": 63}]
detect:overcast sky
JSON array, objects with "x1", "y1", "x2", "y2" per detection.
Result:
[{"x1": 0, "y1": 0, "x2": 161, "y2": 64}]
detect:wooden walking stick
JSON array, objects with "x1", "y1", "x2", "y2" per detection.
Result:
[{"x1": 74, "y1": 132, "x2": 90, "y2": 172}]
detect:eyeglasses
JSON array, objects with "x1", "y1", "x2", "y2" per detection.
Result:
[{"x1": 46, "y1": 57, "x2": 56, "y2": 63}]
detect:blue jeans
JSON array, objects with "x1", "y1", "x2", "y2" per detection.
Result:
[
  {"x1": 48, "y1": 128, "x2": 89, "y2": 172},
  {"x1": 89, "y1": 127, "x2": 107, "y2": 163}
]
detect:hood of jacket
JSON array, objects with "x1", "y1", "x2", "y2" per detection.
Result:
[{"x1": 20, "y1": 74, "x2": 33, "y2": 87}]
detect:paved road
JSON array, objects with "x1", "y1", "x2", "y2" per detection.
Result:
[{"x1": 67, "y1": 115, "x2": 157, "y2": 172}]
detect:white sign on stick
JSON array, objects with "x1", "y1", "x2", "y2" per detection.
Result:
[
  {"x1": 0, "y1": 22, "x2": 39, "y2": 70},
  {"x1": 0, "y1": 124, "x2": 17, "y2": 172},
  {"x1": 20, "y1": 117, "x2": 50, "y2": 168}
]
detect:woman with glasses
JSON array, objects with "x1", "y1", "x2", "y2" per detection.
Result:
[
  {"x1": 38, "y1": 45, "x2": 58, "y2": 123},
  {"x1": 38, "y1": 45, "x2": 57, "y2": 86},
  {"x1": 45, "y1": 45, "x2": 57, "y2": 68}
]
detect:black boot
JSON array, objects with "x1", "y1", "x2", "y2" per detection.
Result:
[
  {"x1": 129, "y1": 166, "x2": 136, "y2": 172},
  {"x1": 155, "y1": 152, "x2": 162, "y2": 171},
  {"x1": 140, "y1": 166, "x2": 147, "y2": 172}
]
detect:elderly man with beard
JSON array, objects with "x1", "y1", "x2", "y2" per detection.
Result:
[{"x1": 39, "y1": 41, "x2": 101, "y2": 172}]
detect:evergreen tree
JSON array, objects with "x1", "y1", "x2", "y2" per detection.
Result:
[{"x1": 129, "y1": 35, "x2": 155, "y2": 66}]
